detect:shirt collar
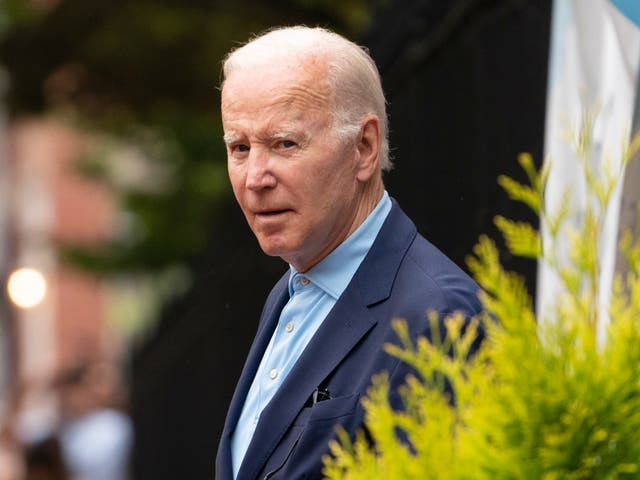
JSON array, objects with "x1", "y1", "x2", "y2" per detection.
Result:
[{"x1": 288, "y1": 191, "x2": 392, "y2": 299}]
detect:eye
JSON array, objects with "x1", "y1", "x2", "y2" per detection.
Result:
[
  {"x1": 275, "y1": 139, "x2": 297, "y2": 152},
  {"x1": 230, "y1": 143, "x2": 250, "y2": 156}
]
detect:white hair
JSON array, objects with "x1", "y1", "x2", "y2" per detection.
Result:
[{"x1": 222, "y1": 26, "x2": 392, "y2": 171}]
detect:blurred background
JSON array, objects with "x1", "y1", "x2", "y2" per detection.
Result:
[{"x1": 0, "y1": 0, "x2": 550, "y2": 478}]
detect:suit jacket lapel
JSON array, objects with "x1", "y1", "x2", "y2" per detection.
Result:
[
  {"x1": 237, "y1": 287, "x2": 376, "y2": 479},
  {"x1": 217, "y1": 274, "x2": 290, "y2": 480},
  {"x1": 226, "y1": 276, "x2": 289, "y2": 429},
  {"x1": 352, "y1": 200, "x2": 417, "y2": 307}
]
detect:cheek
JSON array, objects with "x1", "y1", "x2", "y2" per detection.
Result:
[
  {"x1": 314, "y1": 167, "x2": 357, "y2": 206},
  {"x1": 228, "y1": 168, "x2": 245, "y2": 199}
]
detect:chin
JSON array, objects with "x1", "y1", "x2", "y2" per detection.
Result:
[{"x1": 256, "y1": 238, "x2": 289, "y2": 259}]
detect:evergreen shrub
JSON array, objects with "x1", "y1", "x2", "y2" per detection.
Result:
[{"x1": 323, "y1": 122, "x2": 640, "y2": 479}]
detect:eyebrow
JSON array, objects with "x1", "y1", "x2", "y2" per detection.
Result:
[
  {"x1": 223, "y1": 130, "x2": 306, "y2": 145},
  {"x1": 271, "y1": 130, "x2": 298, "y2": 140},
  {"x1": 223, "y1": 133, "x2": 243, "y2": 145}
]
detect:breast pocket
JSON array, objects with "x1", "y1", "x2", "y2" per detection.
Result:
[
  {"x1": 265, "y1": 394, "x2": 362, "y2": 479},
  {"x1": 307, "y1": 392, "x2": 360, "y2": 424}
]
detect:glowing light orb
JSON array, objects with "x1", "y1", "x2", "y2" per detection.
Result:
[{"x1": 6, "y1": 268, "x2": 47, "y2": 309}]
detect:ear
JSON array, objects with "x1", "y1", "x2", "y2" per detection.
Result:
[{"x1": 355, "y1": 115, "x2": 381, "y2": 182}]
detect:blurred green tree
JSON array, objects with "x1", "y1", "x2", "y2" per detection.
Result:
[{"x1": 0, "y1": 0, "x2": 377, "y2": 274}]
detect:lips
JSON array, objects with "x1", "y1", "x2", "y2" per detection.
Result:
[
  {"x1": 253, "y1": 206, "x2": 291, "y2": 214},
  {"x1": 253, "y1": 208, "x2": 293, "y2": 220},
  {"x1": 259, "y1": 210, "x2": 286, "y2": 215}
]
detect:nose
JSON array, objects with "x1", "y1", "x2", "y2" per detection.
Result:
[{"x1": 245, "y1": 148, "x2": 277, "y2": 191}]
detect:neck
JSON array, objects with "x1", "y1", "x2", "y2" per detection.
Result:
[
  {"x1": 294, "y1": 176, "x2": 385, "y2": 272},
  {"x1": 355, "y1": 176, "x2": 385, "y2": 224}
]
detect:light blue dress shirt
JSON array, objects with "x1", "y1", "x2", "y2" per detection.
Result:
[{"x1": 230, "y1": 191, "x2": 392, "y2": 478}]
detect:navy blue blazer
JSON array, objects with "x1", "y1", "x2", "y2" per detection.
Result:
[{"x1": 216, "y1": 200, "x2": 482, "y2": 479}]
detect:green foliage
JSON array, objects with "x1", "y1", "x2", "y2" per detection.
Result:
[
  {"x1": 324, "y1": 126, "x2": 640, "y2": 478},
  {"x1": 57, "y1": 123, "x2": 231, "y2": 273}
]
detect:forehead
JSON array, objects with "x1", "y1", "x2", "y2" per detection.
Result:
[{"x1": 221, "y1": 58, "x2": 332, "y2": 119}]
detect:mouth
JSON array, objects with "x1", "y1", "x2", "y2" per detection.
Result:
[{"x1": 255, "y1": 209, "x2": 291, "y2": 217}]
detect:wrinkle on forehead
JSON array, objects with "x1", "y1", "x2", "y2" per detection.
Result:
[
  {"x1": 280, "y1": 83, "x2": 330, "y2": 110},
  {"x1": 222, "y1": 83, "x2": 330, "y2": 117}
]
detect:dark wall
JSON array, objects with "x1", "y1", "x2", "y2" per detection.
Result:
[
  {"x1": 130, "y1": 1, "x2": 551, "y2": 478},
  {"x1": 367, "y1": 0, "x2": 550, "y2": 282},
  {"x1": 130, "y1": 200, "x2": 283, "y2": 479}
]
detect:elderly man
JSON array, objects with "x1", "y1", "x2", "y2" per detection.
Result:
[{"x1": 216, "y1": 26, "x2": 482, "y2": 480}]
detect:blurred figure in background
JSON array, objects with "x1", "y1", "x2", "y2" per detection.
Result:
[
  {"x1": 56, "y1": 360, "x2": 132, "y2": 480},
  {"x1": 1, "y1": 374, "x2": 66, "y2": 480}
]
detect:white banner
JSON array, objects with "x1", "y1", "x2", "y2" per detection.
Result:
[{"x1": 538, "y1": 0, "x2": 640, "y2": 339}]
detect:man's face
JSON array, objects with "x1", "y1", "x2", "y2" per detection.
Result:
[{"x1": 222, "y1": 61, "x2": 366, "y2": 272}]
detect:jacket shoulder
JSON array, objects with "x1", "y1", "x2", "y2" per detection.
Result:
[{"x1": 395, "y1": 232, "x2": 482, "y2": 319}]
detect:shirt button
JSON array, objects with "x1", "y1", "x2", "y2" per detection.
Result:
[
  {"x1": 269, "y1": 369, "x2": 278, "y2": 380},
  {"x1": 285, "y1": 322, "x2": 294, "y2": 333},
  {"x1": 300, "y1": 276, "x2": 309, "y2": 286}
]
